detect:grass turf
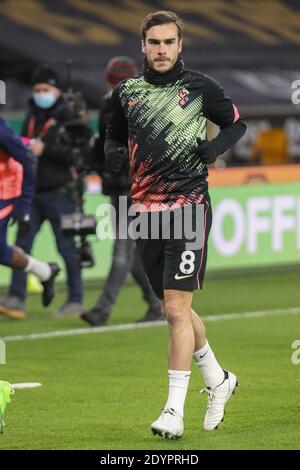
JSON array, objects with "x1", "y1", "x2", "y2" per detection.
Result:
[{"x1": 0, "y1": 270, "x2": 300, "y2": 449}]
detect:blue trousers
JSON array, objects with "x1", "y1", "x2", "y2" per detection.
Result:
[
  {"x1": 9, "y1": 190, "x2": 82, "y2": 303},
  {"x1": 0, "y1": 199, "x2": 14, "y2": 266}
]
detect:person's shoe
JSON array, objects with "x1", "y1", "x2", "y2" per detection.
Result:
[
  {"x1": 137, "y1": 307, "x2": 164, "y2": 323},
  {"x1": 0, "y1": 381, "x2": 14, "y2": 433},
  {"x1": 151, "y1": 408, "x2": 184, "y2": 439},
  {"x1": 53, "y1": 302, "x2": 84, "y2": 318},
  {"x1": 0, "y1": 296, "x2": 25, "y2": 319},
  {"x1": 201, "y1": 370, "x2": 239, "y2": 431},
  {"x1": 41, "y1": 263, "x2": 60, "y2": 307},
  {"x1": 80, "y1": 307, "x2": 109, "y2": 326}
]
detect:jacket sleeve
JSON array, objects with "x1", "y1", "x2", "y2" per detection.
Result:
[
  {"x1": 104, "y1": 84, "x2": 129, "y2": 174},
  {"x1": 41, "y1": 122, "x2": 74, "y2": 166},
  {"x1": 203, "y1": 76, "x2": 247, "y2": 155},
  {"x1": 21, "y1": 111, "x2": 31, "y2": 137},
  {"x1": 0, "y1": 117, "x2": 35, "y2": 212},
  {"x1": 93, "y1": 97, "x2": 109, "y2": 176},
  {"x1": 21, "y1": 110, "x2": 74, "y2": 167}
]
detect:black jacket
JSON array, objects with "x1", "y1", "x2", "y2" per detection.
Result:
[
  {"x1": 95, "y1": 90, "x2": 131, "y2": 196},
  {"x1": 105, "y1": 59, "x2": 247, "y2": 210},
  {"x1": 22, "y1": 96, "x2": 74, "y2": 192}
]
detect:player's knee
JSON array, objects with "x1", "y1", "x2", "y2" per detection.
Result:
[{"x1": 164, "y1": 303, "x2": 188, "y2": 327}]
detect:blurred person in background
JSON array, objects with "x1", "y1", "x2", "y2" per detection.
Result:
[
  {"x1": 81, "y1": 56, "x2": 163, "y2": 327},
  {"x1": 0, "y1": 115, "x2": 60, "y2": 319},
  {"x1": 0, "y1": 65, "x2": 83, "y2": 319}
]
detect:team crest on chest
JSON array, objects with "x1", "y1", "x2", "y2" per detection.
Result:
[
  {"x1": 178, "y1": 88, "x2": 189, "y2": 107},
  {"x1": 178, "y1": 90, "x2": 187, "y2": 106}
]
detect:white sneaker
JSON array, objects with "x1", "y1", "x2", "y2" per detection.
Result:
[
  {"x1": 201, "y1": 370, "x2": 239, "y2": 431},
  {"x1": 151, "y1": 408, "x2": 184, "y2": 439}
]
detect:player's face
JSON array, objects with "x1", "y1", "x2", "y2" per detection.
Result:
[{"x1": 142, "y1": 23, "x2": 182, "y2": 74}]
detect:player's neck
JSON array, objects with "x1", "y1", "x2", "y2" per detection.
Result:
[{"x1": 143, "y1": 57, "x2": 184, "y2": 85}]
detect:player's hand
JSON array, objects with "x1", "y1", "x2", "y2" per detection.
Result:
[
  {"x1": 196, "y1": 139, "x2": 217, "y2": 165},
  {"x1": 106, "y1": 146, "x2": 128, "y2": 175},
  {"x1": 29, "y1": 138, "x2": 45, "y2": 157}
]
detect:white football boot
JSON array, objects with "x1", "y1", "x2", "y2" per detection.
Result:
[
  {"x1": 201, "y1": 370, "x2": 239, "y2": 431},
  {"x1": 151, "y1": 408, "x2": 184, "y2": 439}
]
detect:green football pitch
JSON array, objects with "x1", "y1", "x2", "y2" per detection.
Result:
[{"x1": 0, "y1": 269, "x2": 300, "y2": 450}]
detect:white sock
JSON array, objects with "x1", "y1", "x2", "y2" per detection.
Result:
[
  {"x1": 165, "y1": 370, "x2": 191, "y2": 417},
  {"x1": 193, "y1": 341, "x2": 225, "y2": 389},
  {"x1": 25, "y1": 256, "x2": 51, "y2": 281}
]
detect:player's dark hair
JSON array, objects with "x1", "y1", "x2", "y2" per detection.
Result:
[{"x1": 141, "y1": 10, "x2": 184, "y2": 41}]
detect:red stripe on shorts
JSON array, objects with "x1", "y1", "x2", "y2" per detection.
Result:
[{"x1": 196, "y1": 200, "x2": 209, "y2": 289}]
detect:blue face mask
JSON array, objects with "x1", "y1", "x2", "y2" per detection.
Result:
[{"x1": 33, "y1": 92, "x2": 57, "y2": 109}]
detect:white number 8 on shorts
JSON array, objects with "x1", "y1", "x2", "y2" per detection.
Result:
[{"x1": 179, "y1": 250, "x2": 195, "y2": 275}]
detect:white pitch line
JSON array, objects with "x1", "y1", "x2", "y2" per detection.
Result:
[
  {"x1": 11, "y1": 383, "x2": 42, "y2": 390},
  {"x1": 2, "y1": 306, "x2": 300, "y2": 343}
]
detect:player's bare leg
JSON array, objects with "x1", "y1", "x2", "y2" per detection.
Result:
[
  {"x1": 190, "y1": 308, "x2": 239, "y2": 431},
  {"x1": 9, "y1": 246, "x2": 31, "y2": 269},
  {"x1": 151, "y1": 290, "x2": 194, "y2": 439},
  {"x1": 151, "y1": 297, "x2": 238, "y2": 437}
]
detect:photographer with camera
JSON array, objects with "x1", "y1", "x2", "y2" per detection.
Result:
[
  {"x1": 0, "y1": 65, "x2": 84, "y2": 318},
  {"x1": 81, "y1": 56, "x2": 162, "y2": 327}
]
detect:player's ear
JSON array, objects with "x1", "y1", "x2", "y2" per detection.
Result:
[
  {"x1": 178, "y1": 39, "x2": 182, "y2": 54},
  {"x1": 141, "y1": 39, "x2": 145, "y2": 54}
]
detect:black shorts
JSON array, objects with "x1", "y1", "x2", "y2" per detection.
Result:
[{"x1": 135, "y1": 198, "x2": 212, "y2": 299}]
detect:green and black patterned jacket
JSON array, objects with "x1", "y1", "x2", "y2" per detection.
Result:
[{"x1": 106, "y1": 58, "x2": 246, "y2": 211}]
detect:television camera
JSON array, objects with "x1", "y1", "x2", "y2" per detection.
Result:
[{"x1": 59, "y1": 60, "x2": 96, "y2": 268}]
